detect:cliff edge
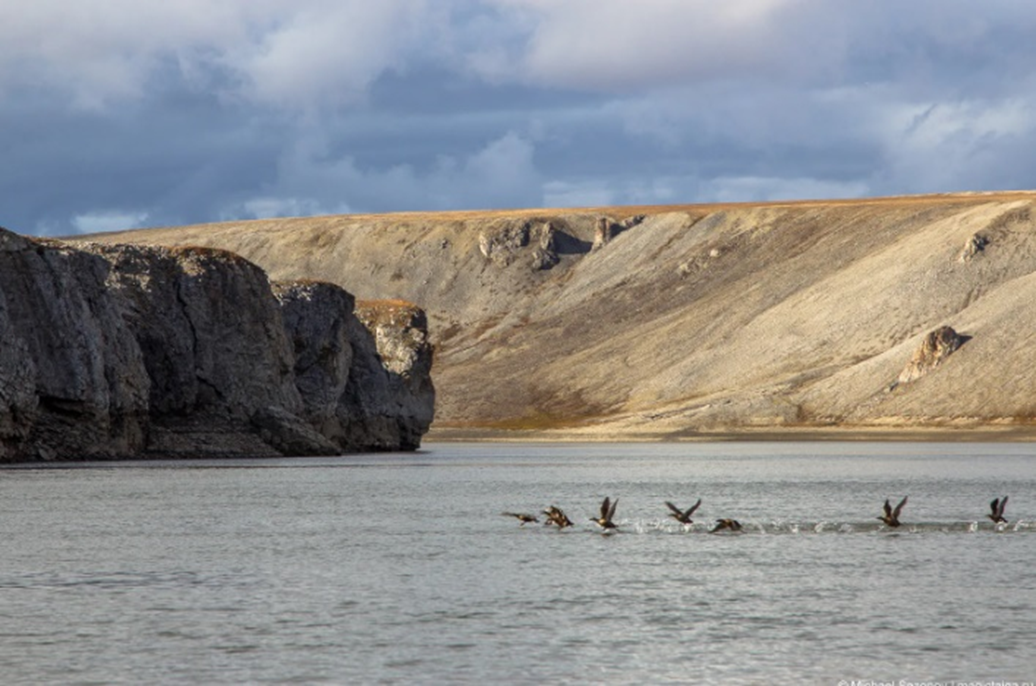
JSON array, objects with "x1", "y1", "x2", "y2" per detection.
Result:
[{"x1": 0, "y1": 229, "x2": 434, "y2": 461}]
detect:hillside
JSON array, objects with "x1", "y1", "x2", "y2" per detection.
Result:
[{"x1": 84, "y1": 191, "x2": 1036, "y2": 440}]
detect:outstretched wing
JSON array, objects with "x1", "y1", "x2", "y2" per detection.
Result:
[
  {"x1": 893, "y1": 496, "x2": 908, "y2": 519},
  {"x1": 883, "y1": 499, "x2": 892, "y2": 518},
  {"x1": 600, "y1": 497, "x2": 611, "y2": 521},
  {"x1": 607, "y1": 497, "x2": 619, "y2": 522},
  {"x1": 687, "y1": 498, "x2": 702, "y2": 517},
  {"x1": 665, "y1": 501, "x2": 683, "y2": 517},
  {"x1": 990, "y1": 498, "x2": 1000, "y2": 517},
  {"x1": 998, "y1": 495, "x2": 1009, "y2": 518}
]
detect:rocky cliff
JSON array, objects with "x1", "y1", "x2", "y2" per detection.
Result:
[
  {"x1": 87, "y1": 191, "x2": 1036, "y2": 439},
  {"x1": 0, "y1": 229, "x2": 433, "y2": 461}
]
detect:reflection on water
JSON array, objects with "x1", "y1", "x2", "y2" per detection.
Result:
[{"x1": 1, "y1": 442, "x2": 1034, "y2": 684}]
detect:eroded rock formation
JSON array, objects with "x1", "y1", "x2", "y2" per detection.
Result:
[
  {"x1": 479, "y1": 220, "x2": 563, "y2": 270},
  {"x1": 275, "y1": 284, "x2": 434, "y2": 452},
  {"x1": 0, "y1": 228, "x2": 434, "y2": 461},
  {"x1": 0, "y1": 231, "x2": 149, "y2": 460},
  {"x1": 897, "y1": 326, "x2": 967, "y2": 385},
  {"x1": 958, "y1": 234, "x2": 989, "y2": 262},
  {"x1": 349, "y1": 300, "x2": 435, "y2": 450}
]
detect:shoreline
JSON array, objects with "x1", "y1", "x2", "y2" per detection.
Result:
[{"x1": 426, "y1": 425, "x2": 1036, "y2": 443}]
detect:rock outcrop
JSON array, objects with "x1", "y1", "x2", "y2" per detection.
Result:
[
  {"x1": 896, "y1": 326, "x2": 967, "y2": 385},
  {"x1": 478, "y1": 222, "x2": 530, "y2": 266},
  {"x1": 479, "y1": 220, "x2": 563, "y2": 270},
  {"x1": 0, "y1": 228, "x2": 434, "y2": 461},
  {"x1": 274, "y1": 284, "x2": 435, "y2": 451},
  {"x1": 958, "y1": 234, "x2": 989, "y2": 262},
  {"x1": 0, "y1": 230, "x2": 149, "y2": 460},
  {"x1": 348, "y1": 300, "x2": 435, "y2": 450}
]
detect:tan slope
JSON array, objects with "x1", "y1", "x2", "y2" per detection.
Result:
[{"x1": 82, "y1": 191, "x2": 1036, "y2": 436}]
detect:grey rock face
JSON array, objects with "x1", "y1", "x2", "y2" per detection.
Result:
[
  {"x1": 480, "y1": 220, "x2": 562, "y2": 270},
  {"x1": 592, "y1": 215, "x2": 645, "y2": 251},
  {"x1": 273, "y1": 280, "x2": 354, "y2": 441},
  {"x1": 0, "y1": 230, "x2": 434, "y2": 461},
  {"x1": 275, "y1": 279, "x2": 434, "y2": 452},
  {"x1": 0, "y1": 229, "x2": 149, "y2": 460},
  {"x1": 349, "y1": 300, "x2": 435, "y2": 450},
  {"x1": 591, "y1": 217, "x2": 614, "y2": 251},
  {"x1": 530, "y1": 223, "x2": 560, "y2": 271},
  {"x1": 479, "y1": 222, "x2": 530, "y2": 266},
  {"x1": 250, "y1": 405, "x2": 340, "y2": 456}
]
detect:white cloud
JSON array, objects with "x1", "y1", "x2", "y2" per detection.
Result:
[
  {"x1": 0, "y1": 1, "x2": 258, "y2": 108},
  {"x1": 873, "y1": 98, "x2": 1036, "y2": 192},
  {"x1": 233, "y1": 130, "x2": 543, "y2": 218},
  {"x1": 699, "y1": 176, "x2": 870, "y2": 203},
  {"x1": 0, "y1": 0, "x2": 437, "y2": 111},
  {"x1": 6, "y1": 0, "x2": 1036, "y2": 236},
  {"x1": 228, "y1": 1, "x2": 432, "y2": 109},
  {"x1": 476, "y1": 0, "x2": 840, "y2": 91},
  {"x1": 72, "y1": 210, "x2": 150, "y2": 234}
]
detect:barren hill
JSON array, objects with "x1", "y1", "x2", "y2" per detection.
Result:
[{"x1": 84, "y1": 191, "x2": 1036, "y2": 440}]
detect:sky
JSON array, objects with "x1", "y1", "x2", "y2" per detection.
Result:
[{"x1": 3, "y1": 1, "x2": 1036, "y2": 236}]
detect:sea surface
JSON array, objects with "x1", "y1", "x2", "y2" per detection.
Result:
[{"x1": 1, "y1": 442, "x2": 1034, "y2": 685}]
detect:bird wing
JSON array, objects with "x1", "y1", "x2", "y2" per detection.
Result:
[
  {"x1": 990, "y1": 498, "x2": 1000, "y2": 516},
  {"x1": 893, "y1": 496, "x2": 908, "y2": 518},
  {"x1": 599, "y1": 497, "x2": 610, "y2": 521},
  {"x1": 687, "y1": 498, "x2": 702, "y2": 516},
  {"x1": 665, "y1": 501, "x2": 682, "y2": 516},
  {"x1": 607, "y1": 497, "x2": 619, "y2": 522},
  {"x1": 999, "y1": 495, "x2": 1009, "y2": 518},
  {"x1": 883, "y1": 499, "x2": 892, "y2": 518}
]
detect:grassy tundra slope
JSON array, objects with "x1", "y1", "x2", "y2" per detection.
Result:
[{"x1": 85, "y1": 192, "x2": 1036, "y2": 440}]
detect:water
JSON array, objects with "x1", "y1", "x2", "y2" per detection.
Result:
[{"x1": 1, "y1": 442, "x2": 1034, "y2": 685}]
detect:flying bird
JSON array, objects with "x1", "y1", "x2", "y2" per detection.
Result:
[
  {"x1": 710, "y1": 518, "x2": 743, "y2": 533},
  {"x1": 878, "y1": 496, "x2": 908, "y2": 528},
  {"x1": 591, "y1": 496, "x2": 619, "y2": 530},
  {"x1": 987, "y1": 496, "x2": 1009, "y2": 524},
  {"x1": 666, "y1": 498, "x2": 702, "y2": 524},
  {"x1": 543, "y1": 505, "x2": 574, "y2": 529},
  {"x1": 501, "y1": 512, "x2": 538, "y2": 525}
]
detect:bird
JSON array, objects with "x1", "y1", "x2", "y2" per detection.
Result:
[
  {"x1": 877, "y1": 496, "x2": 908, "y2": 527},
  {"x1": 988, "y1": 496, "x2": 1009, "y2": 524},
  {"x1": 710, "y1": 518, "x2": 742, "y2": 533},
  {"x1": 501, "y1": 512, "x2": 538, "y2": 525},
  {"x1": 666, "y1": 498, "x2": 702, "y2": 525},
  {"x1": 542, "y1": 505, "x2": 574, "y2": 529},
  {"x1": 590, "y1": 496, "x2": 619, "y2": 530}
]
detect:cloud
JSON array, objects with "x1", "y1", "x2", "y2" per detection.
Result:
[
  {"x1": 4, "y1": 1, "x2": 1036, "y2": 236},
  {"x1": 228, "y1": 1, "x2": 435, "y2": 110},
  {"x1": 72, "y1": 210, "x2": 151, "y2": 235},
  {"x1": 469, "y1": 0, "x2": 844, "y2": 91},
  {"x1": 876, "y1": 98, "x2": 1036, "y2": 193},
  {"x1": 699, "y1": 176, "x2": 870, "y2": 203},
  {"x1": 234, "y1": 130, "x2": 543, "y2": 219},
  {"x1": 0, "y1": 0, "x2": 439, "y2": 111},
  {"x1": 0, "y1": 1, "x2": 255, "y2": 109}
]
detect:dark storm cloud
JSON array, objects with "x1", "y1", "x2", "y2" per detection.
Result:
[{"x1": 2, "y1": 1, "x2": 1036, "y2": 235}]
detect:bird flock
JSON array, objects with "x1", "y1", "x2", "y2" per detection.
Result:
[{"x1": 503, "y1": 495, "x2": 1014, "y2": 533}]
